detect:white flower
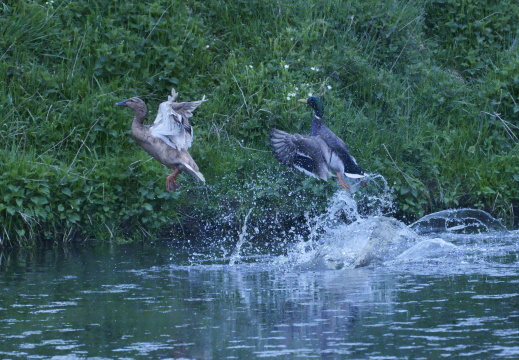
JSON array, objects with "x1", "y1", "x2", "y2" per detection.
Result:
[
  {"x1": 308, "y1": 93, "x2": 313, "y2": 97},
  {"x1": 316, "y1": 68, "x2": 320, "y2": 72},
  {"x1": 311, "y1": 67, "x2": 315, "y2": 71},
  {"x1": 327, "y1": 85, "x2": 332, "y2": 90},
  {"x1": 284, "y1": 64, "x2": 289, "y2": 69},
  {"x1": 205, "y1": 45, "x2": 210, "y2": 49},
  {"x1": 249, "y1": 65, "x2": 253, "y2": 69},
  {"x1": 287, "y1": 96, "x2": 291, "y2": 100},
  {"x1": 295, "y1": 87, "x2": 298, "y2": 90}
]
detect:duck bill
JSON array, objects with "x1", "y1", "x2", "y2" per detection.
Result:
[
  {"x1": 298, "y1": 99, "x2": 308, "y2": 104},
  {"x1": 115, "y1": 100, "x2": 128, "y2": 107}
]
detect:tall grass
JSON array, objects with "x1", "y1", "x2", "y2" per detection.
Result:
[{"x1": 1, "y1": 0, "x2": 518, "y2": 246}]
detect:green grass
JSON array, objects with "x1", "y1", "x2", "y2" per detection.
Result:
[{"x1": 1, "y1": 0, "x2": 519, "y2": 246}]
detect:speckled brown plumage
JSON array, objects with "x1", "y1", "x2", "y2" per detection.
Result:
[{"x1": 116, "y1": 97, "x2": 205, "y2": 192}]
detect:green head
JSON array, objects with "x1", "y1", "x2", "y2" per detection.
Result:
[{"x1": 298, "y1": 96, "x2": 324, "y2": 118}]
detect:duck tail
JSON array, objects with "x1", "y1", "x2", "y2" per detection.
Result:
[{"x1": 182, "y1": 163, "x2": 206, "y2": 183}]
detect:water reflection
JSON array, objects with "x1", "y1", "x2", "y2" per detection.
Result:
[{"x1": 1, "y1": 235, "x2": 519, "y2": 359}]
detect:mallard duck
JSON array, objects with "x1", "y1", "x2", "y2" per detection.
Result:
[
  {"x1": 269, "y1": 96, "x2": 364, "y2": 192},
  {"x1": 116, "y1": 89, "x2": 206, "y2": 192}
]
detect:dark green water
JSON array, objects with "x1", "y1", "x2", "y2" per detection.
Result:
[{"x1": 1, "y1": 232, "x2": 519, "y2": 359}]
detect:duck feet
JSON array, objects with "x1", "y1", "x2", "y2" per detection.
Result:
[
  {"x1": 166, "y1": 169, "x2": 181, "y2": 192},
  {"x1": 166, "y1": 179, "x2": 179, "y2": 192},
  {"x1": 336, "y1": 172, "x2": 351, "y2": 192}
]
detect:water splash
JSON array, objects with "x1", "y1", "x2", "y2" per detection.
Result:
[
  {"x1": 410, "y1": 208, "x2": 508, "y2": 235},
  {"x1": 278, "y1": 176, "x2": 510, "y2": 270},
  {"x1": 355, "y1": 173, "x2": 395, "y2": 217},
  {"x1": 294, "y1": 173, "x2": 395, "y2": 236},
  {"x1": 229, "y1": 208, "x2": 254, "y2": 266},
  {"x1": 282, "y1": 200, "x2": 513, "y2": 270},
  {"x1": 187, "y1": 172, "x2": 510, "y2": 271},
  {"x1": 179, "y1": 168, "x2": 516, "y2": 275},
  {"x1": 278, "y1": 174, "x2": 399, "y2": 269}
]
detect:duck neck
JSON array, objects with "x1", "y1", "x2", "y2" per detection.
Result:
[
  {"x1": 313, "y1": 106, "x2": 324, "y2": 120},
  {"x1": 131, "y1": 104, "x2": 148, "y2": 140},
  {"x1": 311, "y1": 115, "x2": 324, "y2": 135}
]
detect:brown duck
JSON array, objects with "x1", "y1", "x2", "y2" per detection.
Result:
[{"x1": 116, "y1": 94, "x2": 205, "y2": 192}]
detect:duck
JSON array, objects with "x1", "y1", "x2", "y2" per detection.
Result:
[
  {"x1": 269, "y1": 96, "x2": 364, "y2": 192},
  {"x1": 116, "y1": 89, "x2": 206, "y2": 192}
]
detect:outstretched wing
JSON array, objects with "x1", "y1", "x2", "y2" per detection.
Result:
[
  {"x1": 269, "y1": 128, "x2": 330, "y2": 181},
  {"x1": 150, "y1": 88, "x2": 206, "y2": 150},
  {"x1": 171, "y1": 96, "x2": 207, "y2": 121}
]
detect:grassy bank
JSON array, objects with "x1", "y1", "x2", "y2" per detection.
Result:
[{"x1": 1, "y1": 0, "x2": 518, "y2": 247}]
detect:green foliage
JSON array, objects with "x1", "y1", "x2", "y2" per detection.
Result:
[
  {"x1": 424, "y1": 0, "x2": 519, "y2": 78},
  {"x1": 1, "y1": 0, "x2": 519, "y2": 246}
]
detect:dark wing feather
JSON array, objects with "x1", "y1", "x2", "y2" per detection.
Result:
[
  {"x1": 269, "y1": 129, "x2": 297, "y2": 164},
  {"x1": 269, "y1": 129, "x2": 329, "y2": 180}
]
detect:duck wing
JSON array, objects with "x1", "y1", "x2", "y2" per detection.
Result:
[
  {"x1": 170, "y1": 96, "x2": 207, "y2": 122},
  {"x1": 150, "y1": 89, "x2": 206, "y2": 150},
  {"x1": 269, "y1": 128, "x2": 330, "y2": 181},
  {"x1": 150, "y1": 101, "x2": 185, "y2": 149}
]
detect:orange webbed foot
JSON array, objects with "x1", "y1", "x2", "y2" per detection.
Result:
[
  {"x1": 165, "y1": 178, "x2": 179, "y2": 192},
  {"x1": 165, "y1": 169, "x2": 181, "y2": 192},
  {"x1": 336, "y1": 172, "x2": 351, "y2": 192}
]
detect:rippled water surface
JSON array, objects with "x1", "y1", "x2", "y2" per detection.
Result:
[{"x1": 1, "y1": 227, "x2": 519, "y2": 359}]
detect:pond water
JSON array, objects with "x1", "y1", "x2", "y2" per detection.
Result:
[{"x1": 1, "y1": 192, "x2": 519, "y2": 359}]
